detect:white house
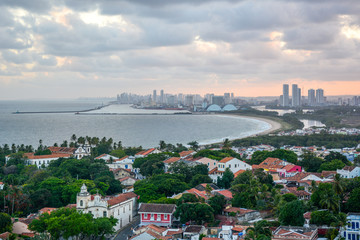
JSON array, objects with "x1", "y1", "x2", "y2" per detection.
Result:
[
  {"x1": 23, "y1": 153, "x2": 72, "y2": 168},
  {"x1": 341, "y1": 213, "x2": 360, "y2": 240},
  {"x1": 76, "y1": 184, "x2": 137, "y2": 231},
  {"x1": 95, "y1": 154, "x2": 118, "y2": 162},
  {"x1": 209, "y1": 157, "x2": 252, "y2": 182},
  {"x1": 106, "y1": 156, "x2": 135, "y2": 171},
  {"x1": 337, "y1": 166, "x2": 360, "y2": 179}
]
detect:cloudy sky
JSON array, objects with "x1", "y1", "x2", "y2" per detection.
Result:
[{"x1": 1, "y1": 0, "x2": 360, "y2": 99}]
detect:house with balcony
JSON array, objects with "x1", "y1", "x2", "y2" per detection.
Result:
[{"x1": 341, "y1": 213, "x2": 360, "y2": 240}]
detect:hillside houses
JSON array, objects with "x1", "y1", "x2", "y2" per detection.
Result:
[{"x1": 253, "y1": 157, "x2": 301, "y2": 177}]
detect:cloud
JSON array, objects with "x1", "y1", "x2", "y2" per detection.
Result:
[{"x1": 0, "y1": 0, "x2": 360, "y2": 99}]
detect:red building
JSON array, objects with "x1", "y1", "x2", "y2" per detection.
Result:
[
  {"x1": 139, "y1": 203, "x2": 176, "y2": 227},
  {"x1": 253, "y1": 157, "x2": 302, "y2": 177}
]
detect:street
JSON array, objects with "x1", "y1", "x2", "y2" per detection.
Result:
[{"x1": 114, "y1": 215, "x2": 140, "y2": 240}]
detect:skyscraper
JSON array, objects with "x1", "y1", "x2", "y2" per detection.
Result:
[
  {"x1": 316, "y1": 89, "x2": 324, "y2": 105},
  {"x1": 282, "y1": 84, "x2": 289, "y2": 107},
  {"x1": 308, "y1": 89, "x2": 316, "y2": 106},
  {"x1": 160, "y1": 89, "x2": 164, "y2": 104},
  {"x1": 153, "y1": 90, "x2": 157, "y2": 102},
  {"x1": 292, "y1": 84, "x2": 299, "y2": 107}
]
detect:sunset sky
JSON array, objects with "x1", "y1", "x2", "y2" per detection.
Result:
[{"x1": 1, "y1": 0, "x2": 360, "y2": 99}]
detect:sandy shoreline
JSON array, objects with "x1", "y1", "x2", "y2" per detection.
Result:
[{"x1": 217, "y1": 114, "x2": 282, "y2": 136}]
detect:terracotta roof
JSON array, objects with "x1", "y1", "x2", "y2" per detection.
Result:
[
  {"x1": 202, "y1": 238, "x2": 222, "y2": 240},
  {"x1": 219, "y1": 157, "x2": 234, "y2": 163},
  {"x1": 216, "y1": 190, "x2": 233, "y2": 199},
  {"x1": 107, "y1": 192, "x2": 137, "y2": 206},
  {"x1": 95, "y1": 154, "x2": 107, "y2": 159},
  {"x1": 234, "y1": 169, "x2": 246, "y2": 178},
  {"x1": 343, "y1": 166, "x2": 356, "y2": 171},
  {"x1": 139, "y1": 203, "x2": 176, "y2": 213},
  {"x1": 209, "y1": 167, "x2": 218, "y2": 174},
  {"x1": 224, "y1": 207, "x2": 255, "y2": 215},
  {"x1": 185, "y1": 188, "x2": 209, "y2": 200},
  {"x1": 146, "y1": 224, "x2": 167, "y2": 234},
  {"x1": 286, "y1": 187, "x2": 310, "y2": 197},
  {"x1": 136, "y1": 148, "x2": 155, "y2": 156},
  {"x1": 65, "y1": 204, "x2": 77, "y2": 209},
  {"x1": 185, "y1": 225, "x2": 203, "y2": 233},
  {"x1": 38, "y1": 207, "x2": 57, "y2": 215},
  {"x1": 165, "y1": 229, "x2": 183, "y2": 236},
  {"x1": 0, "y1": 232, "x2": 11, "y2": 239},
  {"x1": 48, "y1": 146, "x2": 76, "y2": 154},
  {"x1": 286, "y1": 172, "x2": 311, "y2": 181},
  {"x1": 282, "y1": 164, "x2": 297, "y2": 171},
  {"x1": 321, "y1": 171, "x2": 336, "y2": 178},
  {"x1": 24, "y1": 153, "x2": 71, "y2": 159},
  {"x1": 119, "y1": 176, "x2": 137, "y2": 182},
  {"x1": 164, "y1": 157, "x2": 181, "y2": 164},
  {"x1": 232, "y1": 227, "x2": 244, "y2": 232},
  {"x1": 179, "y1": 150, "x2": 194, "y2": 157},
  {"x1": 116, "y1": 156, "x2": 129, "y2": 161}
]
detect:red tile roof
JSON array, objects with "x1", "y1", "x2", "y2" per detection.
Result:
[
  {"x1": 48, "y1": 146, "x2": 76, "y2": 154},
  {"x1": 179, "y1": 150, "x2": 194, "y2": 157},
  {"x1": 216, "y1": 190, "x2": 233, "y2": 199},
  {"x1": 219, "y1": 157, "x2": 234, "y2": 163},
  {"x1": 224, "y1": 207, "x2": 255, "y2": 215},
  {"x1": 24, "y1": 153, "x2": 71, "y2": 159},
  {"x1": 234, "y1": 169, "x2": 246, "y2": 178},
  {"x1": 38, "y1": 207, "x2": 57, "y2": 215},
  {"x1": 164, "y1": 157, "x2": 181, "y2": 164},
  {"x1": 107, "y1": 192, "x2": 137, "y2": 206},
  {"x1": 136, "y1": 148, "x2": 156, "y2": 156},
  {"x1": 186, "y1": 188, "x2": 209, "y2": 200},
  {"x1": 209, "y1": 167, "x2": 218, "y2": 174}
]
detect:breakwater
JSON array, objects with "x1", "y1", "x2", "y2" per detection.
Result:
[{"x1": 12, "y1": 104, "x2": 110, "y2": 114}]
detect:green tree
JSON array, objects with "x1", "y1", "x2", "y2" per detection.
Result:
[
  {"x1": 29, "y1": 208, "x2": 117, "y2": 240},
  {"x1": 174, "y1": 203, "x2": 214, "y2": 224},
  {"x1": 208, "y1": 195, "x2": 226, "y2": 214},
  {"x1": 281, "y1": 193, "x2": 297, "y2": 203},
  {"x1": 310, "y1": 211, "x2": 338, "y2": 226},
  {"x1": 217, "y1": 168, "x2": 234, "y2": 189},
  {"x1": 298, "y1": 151, "x2": 323, "y2": 172},
  {"x1": 318, "y1": 159, "x2": 346, "y2": 172},
  {"x1": 0, "y1": 213, "x2": 12, "y2": 233},
  {"x1": 159, "y1": 140, "x2": 166, "y2": 151},
  {"x1": 223, "y1": 138, "x2": 231, "y2": 149},
  {"x1": 245, "y1": 220, "x2": 272, "y2": 240},
  {"x1": 278, "y1": 200, "x2": 305, "y2": 226},
  {"x1": 188, "y1": 141, "x2": 199, "y2": 151},
  {"x1": 190, "y1": 174, "x2": 212, "y2": 187},
  {"x1": 346, "y1": 188, "x2": 360, "y2": 212}
]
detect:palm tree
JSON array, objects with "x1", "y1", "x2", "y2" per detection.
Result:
[
  {"x1": 333, "y1": 174, "x2": 344, "y2": 212},
  {"x1": 245, "y1": 220, "x2": 272, "y2": 240},
  {"x1": 320, "y1": 191, "x2": 339, "y2": 212},
  {"x1": 71, "y1": 134, "x2": 77, "y2": 142},
  {"x1": 223, "y1": 138, "x2": 231, "y2": 149},
  {"x1": 159, "y1": 140, "x2": 166, "y2": 151}
]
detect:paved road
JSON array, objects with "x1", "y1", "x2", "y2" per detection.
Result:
[{"x1": 114, "y1": 215, "x2": 140, "y2": 240}]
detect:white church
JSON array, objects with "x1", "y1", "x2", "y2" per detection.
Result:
[{"x1": 76, "y1": 184, "x2": 137, "y2": 231}]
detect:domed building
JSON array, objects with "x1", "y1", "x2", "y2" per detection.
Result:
[
  {"x1": 206, "y1": 104, "x2": 222, "y2": 112},
  {"x1": 222, "y1": 104, "x2": 237, "y2": 111}
]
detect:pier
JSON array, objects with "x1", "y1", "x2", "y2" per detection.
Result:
[{"x1": 12, "y1": 104, "x2": 110, "y2": 114}]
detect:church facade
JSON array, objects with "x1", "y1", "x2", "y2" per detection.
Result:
[{"x1": 76, "y1": 184, "x2": 137, "y2": 231}]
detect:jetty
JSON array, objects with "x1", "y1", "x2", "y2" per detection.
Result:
[{"x1": 12, "y1": 104, "x2": 109, "y2": 114}]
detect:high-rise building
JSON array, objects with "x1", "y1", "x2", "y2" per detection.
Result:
[
  {"x1": 316, "y1": 89, "x2": 324, "y2": 105},
  {"x1": 224, "y1": 93, "x2": 231, "y2": 104},
  {"x1": 308, "y1": 89, "x2": 316, "y2": 106},
  {"x1": 160, "y1": 90, "x2": 164, "y2": 104},
  {"x1": 212, "y1": 96, "x2": 225, "y2": 106},
  {"x1": 292, "y1": 84, "x2": 299, "y2": 107},
  {"x1": 298, "y1": 88, "x2": 302, "y2": 106},
  {"x1": 153, "y1": 90, "x2": 157, "y2": 102},
  {"x1": 282, "y1": 84, "x2": 289, "y2": 107}
]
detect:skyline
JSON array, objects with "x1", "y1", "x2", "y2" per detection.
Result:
[{"x1": 1, "y1": 0, "x2": 360, "y2": 99}]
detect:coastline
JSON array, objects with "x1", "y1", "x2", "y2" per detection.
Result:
[{"x1": 198, "y1": 113, "x2": 282, "y2": 146}]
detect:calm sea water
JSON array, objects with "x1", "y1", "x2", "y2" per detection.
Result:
[{"x1": 0, "y1": 100, "x2": 271, "y2": 148}]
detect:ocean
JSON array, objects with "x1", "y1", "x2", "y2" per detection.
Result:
[{"x1": 0, "y1": 100, "x2": 271, "y2": 148}]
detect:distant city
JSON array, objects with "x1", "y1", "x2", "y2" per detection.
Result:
[
  {"x1": 280, "y1": 84, "x2": 360, "y2": 107},
  {"x1": 115, "y1": 85, "x2": 360, "y2": 112}
]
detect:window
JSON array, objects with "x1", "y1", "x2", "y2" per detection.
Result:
[
  {"x1": 80, "y1": 200, "x2": 83, "y2": 207},
  {"x1": 89, "y1": 211, "x2": 92, "y2": 215},
  {"x1": 103, "y1": 211, "x2": 107, "y2": 217},
  {"x1": 123, "y1": 207, "x2": 125, "y2": 213},
  {"x1": 129, "y1": 204, "x2": 131, "y2": 211},
  {"x1": 151, "y1": 214, "x2": 154, "y2": 220},
  {"x1": 145, "y1": 213, "x2": 148, "y2": 218}
]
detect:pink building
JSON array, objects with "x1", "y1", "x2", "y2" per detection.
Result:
[{"x1": 139, "y1": 203, "x2": 176, "y2": 227}]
